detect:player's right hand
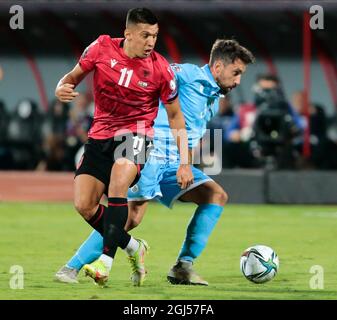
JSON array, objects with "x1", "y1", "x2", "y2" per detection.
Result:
[
  {"x1": 55, "y1": 83, "x2": 79, "y2": 102},
  {"x1": 176, "y1": 164, "x2": 194, "y2": 189}
]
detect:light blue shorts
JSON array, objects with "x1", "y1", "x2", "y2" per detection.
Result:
[{"x1": 128, "y1": 155, "x2": 213, "y2": 208}]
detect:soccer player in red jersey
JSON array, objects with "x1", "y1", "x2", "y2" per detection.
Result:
[{"x1": 55, "y1": 8, "x2": 193, "y2": 286}]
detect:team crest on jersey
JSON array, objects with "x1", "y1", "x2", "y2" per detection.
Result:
[
  {"x1": 138, "y1": 81, "x2": 148, "y2": 88},
  {"x1": 170, "y1": 64, "x2": 181, "y2": 72},
  {"x1": 142, "y1": 69, "x2": 150, "y2": 77}
]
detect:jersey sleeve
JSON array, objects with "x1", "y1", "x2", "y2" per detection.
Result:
[
  {"x1": 158, "y1": 60, "x2": 178, "y2": 104},
  {"x1": 78, "y1": 37, "x2": 101, "y2": 72},
  {"x1": 170, "y1": 63, "x2": 187, "y2": 86}
]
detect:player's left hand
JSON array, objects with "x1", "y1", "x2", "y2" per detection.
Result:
[{"x1": 177, "y1": 164, "x2": 194, "y2": 189}]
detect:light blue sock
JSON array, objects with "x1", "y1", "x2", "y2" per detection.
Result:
[
  {"x1": 67, "y1": 230, "x2": 103, "y2": 271},
  {"x1": 178, "y1": 204, "x2": 223, "y2": 263}
]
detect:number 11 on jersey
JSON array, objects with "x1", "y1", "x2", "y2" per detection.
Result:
[{"x1": 118, "y1": 68, "x2": 133, "y2": 87}]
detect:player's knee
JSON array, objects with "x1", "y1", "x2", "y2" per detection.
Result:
[
  {"x1": 212, "y1": 188, "x2": 228, "y2": 206},
  {"x1": 108, "y1": 183, "x2": 129, "y2": 198},
  {"x1": 221, "y1": 189, "x2": 229, "y2": 205},
  {"x1": 74, "y1": 199, "x2": 96, "y2": 220}
]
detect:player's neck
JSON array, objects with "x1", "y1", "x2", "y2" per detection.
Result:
[{"x1": 123, "y1": 39, "x2": 137, "y2": 58}]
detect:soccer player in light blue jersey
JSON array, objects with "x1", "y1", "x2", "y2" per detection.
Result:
[{"x1": 55, "y1": 39, "x2": 255, "y2": 285}]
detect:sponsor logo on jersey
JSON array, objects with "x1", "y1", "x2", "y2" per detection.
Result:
[
  {"x1": 110, "y1": 59, "x2": 118, "y2": 68},
  {"x1": 130, "y1": 184, "x2": 139, "y2": 193},
  {"x1": 138, "y1": 81, "x2": 148, "y2": 88}
]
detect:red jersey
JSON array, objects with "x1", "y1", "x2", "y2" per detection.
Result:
[{"x1": 79, "y1": 35, "x2": 178, "y2": 139}]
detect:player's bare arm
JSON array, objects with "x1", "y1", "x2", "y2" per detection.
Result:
[
  {"x1": 55, "y1": 63, "x2": 88, "y2": 103},
  {"x1": 164, "y1": 97, "x2": 194, "y2": 189},
  {"x1": 176, "y1": 148, "x2": 194, "y2": 189}
]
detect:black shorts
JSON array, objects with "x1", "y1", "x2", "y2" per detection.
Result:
[{"x1": 75, "y1": 133, "x2": 153, "y2": 189}]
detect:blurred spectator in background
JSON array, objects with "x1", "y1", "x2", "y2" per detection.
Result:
[
  {"x1": 207, "y1": 95, "x2": 234, "y2": 153},
  {"x1": 324, "y1": 114, "x2": 337, "y2": 169},
  {"x1": 0, "y1": 101, "x2": 13, "y2": 169},
  {"x1": 37, "y1": 99, "x2": 70, "y2": 171},
  {"x1": 291, "y1": 90, "x2": 329, "y2": 169},
  {"x1": 63, "y1": 92, "x2": 93, "y2": 171},
  {"x1": 0, "y1": 101, "x2": 9, "y2": 138},
  {"x1": 7, "y1": 99, "x2": 44, "y2": 169},
  {"x1": 24, "y1": 93, "x2": 93, "y2": 172},
  {"x1": 46, "y1": 99, "x2": 70, "y2": 136},
  {"x1": 0, "y1": 65, "x2": 3, "y2": 81},
  {"x1": 0, "y1": 65, "x2": 12, "y2": 168},
  {"x1": 225, "y1": 74, "x2": 303, "y2": 169},
  {"x1": 197, "y1": 96, "x2": 234, "y2": 171},
  {"x1": 223, "y1": 94, "x2": 257, "y2": 168}
]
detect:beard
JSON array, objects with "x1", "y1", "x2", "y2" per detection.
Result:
[
  {"x1": 218, "y1": 86, "x2": 231, "y2": 95},
  {"x1": 216, "y1": 78, "x2": 234, "y2": 95},
  {"x1": 222, "y1": 88, "x2": 230, "y2": 95}
]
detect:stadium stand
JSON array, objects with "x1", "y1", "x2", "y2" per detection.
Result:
[{"x1": 0, "y1": 1, "x2": 337, "y2": 202}]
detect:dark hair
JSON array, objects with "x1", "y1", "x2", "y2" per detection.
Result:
[
  {"x1": 126, "y1": 8, "x2": 158, "y2": 27},
  {"x1": 256, "y1": 73, "x2": 280, "y2": 84},
  {"x1": 209, "y1": 39, "x2": 255, "y2": 66}
]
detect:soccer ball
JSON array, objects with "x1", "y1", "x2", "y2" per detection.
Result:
[{"x1": 240, "y1": 245, "x2": 279, "y2": 283}]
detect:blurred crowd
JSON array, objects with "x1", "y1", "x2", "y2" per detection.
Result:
[
  {"x1": 208, "y1": 73, "x2": 337, "y2": 170},
  {"x1": 0, "y1": 92, "x2": 93, "y2": 171},
  {"x1": 1, "y1": 73, "x2": 337, "y2": 171}
]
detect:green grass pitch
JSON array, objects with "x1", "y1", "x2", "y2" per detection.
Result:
[{"x1": 1, "y1": 202, "x2": 337, "y2": 300}]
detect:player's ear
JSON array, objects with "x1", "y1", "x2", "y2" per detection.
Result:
[
  {"x1": 124, "y1": 28, "x2": 132, "y2": 40},
  {"x1": 213, "y1": 60, "x2": 222, "y2": 76}
]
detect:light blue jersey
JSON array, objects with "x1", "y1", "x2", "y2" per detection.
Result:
[
  {"x1": 152, "y1": 63, "x2": 223, "y2": 161},
  {"x1": 129, "y1": 63, "x2": 223, "y2": 207}
]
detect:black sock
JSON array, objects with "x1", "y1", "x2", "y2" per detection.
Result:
[
  {"x1": 87, "y1": 204, "x2": 105, "y2": 235},
  {"x1": 103, "y1": 197, "x2": 131, "y2": 258}
]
